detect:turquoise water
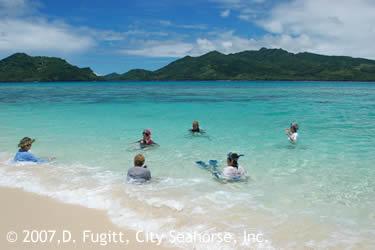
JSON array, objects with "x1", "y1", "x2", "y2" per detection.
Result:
[{"x1": 0, "y1": 81, "x2": 374, "y2": 249}]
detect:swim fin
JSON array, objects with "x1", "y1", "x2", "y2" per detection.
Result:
[
  {"x1": 208, "y1": 160, "x2": 218, "y2": 168},
  {"x1": 195, "y1": 161, "x2": 209, "y2": 169}
]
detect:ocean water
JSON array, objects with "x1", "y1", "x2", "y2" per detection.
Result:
[{"x1": 0, "y1": 81, "x2": 374, "y2": 249}]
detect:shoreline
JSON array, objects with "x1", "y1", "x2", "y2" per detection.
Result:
[{"x1": 0, "y1": 187, "x2": 175, "y2": 250}]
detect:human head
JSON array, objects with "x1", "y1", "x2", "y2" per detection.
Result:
[
  {"x1": 192, "y1": 120, "x2": 200, "y2": 130},
  {"x1": 290, "y1": 123, "x2": 299, "y2": 133},
  {"x1": 143, "y1": 129, "x2": 151, "y2": 136},
  {"x1": 143, "y1": 129, "x2": 151, "y2": 138},
  {"x1": 226, "y1": 152, "x2": 243, "y2": 168},
  {"x1": 18, "y1": 137, "x2": 35, "y2": 151},
  {"x1": 134, "y1": 154, "x2": 145, "y2": 167}
]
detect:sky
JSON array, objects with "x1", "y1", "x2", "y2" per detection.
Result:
[{"x1": 1, "y1": 0, "x2": 375, "y2": 75}]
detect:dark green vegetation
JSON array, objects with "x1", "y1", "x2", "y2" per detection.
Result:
[
  {"x1": 0, "y1": 53, "x2": 98, "y2": 82},
  {"x1": 2, "y1": 48, "x2": 375, "y2": 82},
  {"x1": 104, "y1": 69, "x2": 154, "y2": 81},
  {"x1": 107, "y1": 48, "x2": 375, "y2": 81}
]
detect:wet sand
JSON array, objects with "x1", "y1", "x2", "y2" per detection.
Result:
[{"x1": 0, "y1": 187, "x2": 175, "y2": 250}]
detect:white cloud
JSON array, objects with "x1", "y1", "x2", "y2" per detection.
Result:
[
  {"x1": 0, "y1": 0, "x2": 97, "y2": 54},
  {"x1": 195, "y1": 38, "x2": 216, "y2": 53},
  {"x1": 0, "y1": 0, "x2": 129, "y2": 55},
  {"x1": 159, "y1": 20, "x2": 207, "y2": 30},
  {"x1": 0, "y1": 18, "x2": 95, "y2": 53},
  {"x1": 193, "y1": 32, "x2": 255, "y2": 54},
  {"x1": 0, "y1": 0, "x2": 38, "y2": 16},
  {"x1": 256, "y1": 0, "x2": 375, "y2": 58},
  {"x1": 220, "y1": 9, "x2": 231, "y2": 17},
  {"x1": 120, "y1": 28, "x2": 336, "y2": 59},
  {"x1": 212, "y1": 0, "x2": 375, "y2": 59},
  {"x1": 238, "y1": 14, "x2": 250, "y2": 21},
  {"x1": 212, "y1": 0, "x2": 268, "y2": 21},
  {"x1": 120, "y1": 41, "x2": 194, "y2": 57},
  {"x1": 116, "y1": 0, "x2": 375, "y2": 59},
  {"x1": 159, "y1": 20, "x2": 172, "y2": 26},
  {"x1": 3, "y1": 0, "x2": 371, "y2": 61},
  {"x1": 121, "y1": 31, "x2": 266, "y2": 58}
]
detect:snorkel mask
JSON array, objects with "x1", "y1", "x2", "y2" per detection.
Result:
[
  {"x1": 143, "y1": 129, "x2": 151, "y2": 136},
  {"x1": 290, "y1": 122, "x2": 299, "y2": 132},
  {"x1": 227, "y1": 152, "x2": 244, "y2": 161}
]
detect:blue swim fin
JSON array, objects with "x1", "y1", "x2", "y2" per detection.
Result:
[
  {"x1": 208, "y1": 160, "x2": 218, "y2": 168},
  {"x1": 195, "y1": 161, "x2": 209, "y2": 169},
  {"x1": 212, "y1": 171, "x2": 222, "y2": 179}
]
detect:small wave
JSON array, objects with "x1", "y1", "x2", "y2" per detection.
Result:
[{"x1": 2, "y1": 153, "x2": 369, "y2": 249}]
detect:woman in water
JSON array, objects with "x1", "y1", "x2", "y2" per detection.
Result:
[
  {"x1": 138, "y1": 129, "x2": 157, "y2": 148},
  {"x1": 222, "y1": 152, "x2": 247, "y2": 179},
  {"x1": 189, "y1": 120, "x2": 205, "y2": 134},
  {"x1": 285, "y1": 122, "x2": 299, "y2": 143},
  {"x1": 13, "y1": 137, "x2": 53, "y2": 163},
  {"x1": 127, "y1": 154, "x2": 151, "y2": 183}
]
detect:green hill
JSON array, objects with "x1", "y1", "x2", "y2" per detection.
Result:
[
  {"x1": 112, "y1": 69, "x2": 154, "y2": 81},
  {"x1": 0, "y1": 53, "x2": 99, "y2": 82},
  {"x1": 2, "y1": 49, "x2": 375, "y2": 82},
  {"x1": 105, "y1": 48, "x2": 375, "y2": 81}
]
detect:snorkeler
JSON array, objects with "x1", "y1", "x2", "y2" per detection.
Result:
[
  {"x1": 127, "y1": 154, "x2": 151, "y2": 182},
  {"x1": 13, "y1": 137, "x2": 53, "y2": 163},
  {"x1": 285, "y1": 122, "x2": 299, "y2": 143},
  {"x1": 138, "y1": 129, "x2": 157, "y2": 148},
  {"x1": 189, "y1": 120, "x2": 205, "y2": 134},
  {"x1": 222, "y1": 152, "x2": 247, "y2": 179}
]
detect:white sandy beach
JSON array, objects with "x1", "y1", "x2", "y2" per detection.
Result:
[{"x1": 0, "y1": 187, "x2": 175, "y2": 250}]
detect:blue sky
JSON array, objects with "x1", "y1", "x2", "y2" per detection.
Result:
[{"x1": 1, "y1": 0, "x2": 375, "y2": 75}]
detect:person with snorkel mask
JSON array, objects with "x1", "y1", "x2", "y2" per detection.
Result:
[
  {"x1": 285, "y1": 122, "x2": 299, "y2": 143},
  {"x1": 222, "y1": 152, "x2": 247, "y2": 179},
  {"x1": 138, "y1": 129, "x2": 157, "y2": 148}
]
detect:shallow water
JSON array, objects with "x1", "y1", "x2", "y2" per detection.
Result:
[{"x1": 0, "y1": 81, "x2": 375, "y2": 249}]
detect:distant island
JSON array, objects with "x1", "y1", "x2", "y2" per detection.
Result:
[
  {"x1": 0, "y1": 53, "x2": 98, "y2": 82},
  {"x1": 2, "y1": 48, "x2": 375, "y2": 82}
]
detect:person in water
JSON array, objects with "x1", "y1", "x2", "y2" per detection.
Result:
[
  {"x1": 222, "y1": 152, "x2": 247, "y2": 179},
  {"x1": 285, "y1": 122, "x2": 299, "y2": 143},
  {"x1": 189, "y1": 120, "x2": 204, "y2": 133},
  {"x1": 13, "y1": 137, "x2": 48, "y2": 163},
  {"x1": 127, "y1": 154, "x2": 151, "y2": 182},
  {"x1": 139, "y1": 129, "x2": 156, "y2": 147},
  {"x1": 190, "y1": 120, "x2": 200, "y2": 133}
]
